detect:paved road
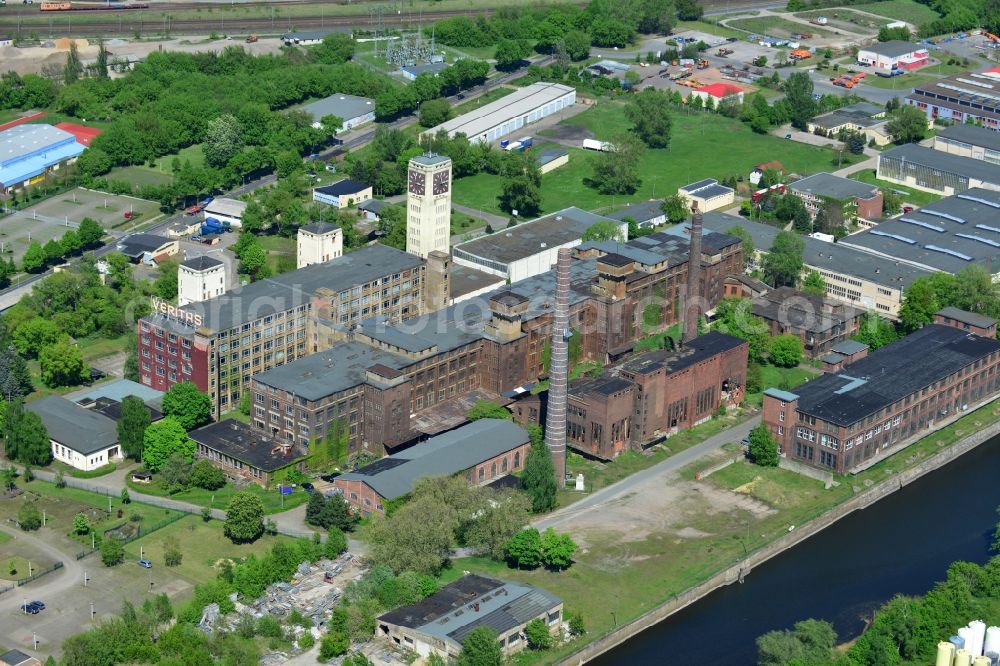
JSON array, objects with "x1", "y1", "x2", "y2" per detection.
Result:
[
  {"x1": 533, "y1": 416, "x2": 760, "y2": 531},
  {"x1": 0, "y1": 524, "x2": 83, "y2": 613}
]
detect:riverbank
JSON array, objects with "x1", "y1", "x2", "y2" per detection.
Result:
[{"x1": 557, "y1": 398, "x2": 1000, "y2": 665}]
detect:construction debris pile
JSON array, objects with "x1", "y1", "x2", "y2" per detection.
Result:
[{"x1": 197, "y1": 553, "x2": 368, "y2": 637}]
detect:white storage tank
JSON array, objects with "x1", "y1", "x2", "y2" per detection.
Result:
[
  {"x1": 969, "y1": 621, "x2": 988, "y2": 657},
  {"x1": 962, "y1": 628, "x2": 976, "y2": 655},
  {"x1": 986, "y1": 627, "x2": 1000, "y2": 657}
]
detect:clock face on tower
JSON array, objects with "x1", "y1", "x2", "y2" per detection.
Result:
[
  {"x1": 408, "y1": 169, "x2": 425, "y2": 195},
  {"x1": 432, "y1": 170, "x2": 450, "y2": 195}
]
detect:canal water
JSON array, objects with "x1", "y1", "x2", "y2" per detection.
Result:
[{"x1": 591, "y1": 434, "x2": 1000, "y2": 665}]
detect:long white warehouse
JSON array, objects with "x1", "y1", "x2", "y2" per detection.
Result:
[{"x1": 426, "y1": 82, "x2": 576, "y2": 144}]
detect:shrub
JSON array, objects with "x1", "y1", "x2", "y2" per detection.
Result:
[
  {"x1": 525, "y1": 618, "x2": 552, "y2": 649},
  {"x1": 18, "y1": 502, "x2": 42, "y2": 531},
  {"x1": 298, "y1": 632, "x2": 315, "y2": 649},
  {"x1": 100, "y1": 538, "x2": 125, "y2": 567}
]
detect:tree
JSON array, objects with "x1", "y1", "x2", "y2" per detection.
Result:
[
  {"x1": 498, "y1": 149, "x2": 542, "y2": 217},
  {"x1": 22, "y1": 241, "x2": 45, "y2": 273},
  {"x1": 540, "y1": 527, "x2": 577, "y2": 570},
  {"x1": 769, "y1": 334, "x2": 803, "y2": 368},
  {"x1": 522, "y1": 426, "x2": 557, "y2": 513},
  {"x1": 899, "y1": 277, "x2": 941, "y2": 333},
  {"x1": 18, "y1": 502, "x2": 41, "y2": 531},
  {"x1": 12, "y1": 317, "x2": 65, "y2": 358},
  {"x1": 164, "y1": 535, "x2": 183, "y2": 566},
  {"x1": 457, "y1": 626, "x2": 503, "y2": 666},
  {"x1": 237, "y1": 235, "x2": 268, "y2": 281},
  {"x1": 525, "y1": 618, "x2": 552, "y2": 650},
  {"x1": 38, "y1": 339, "x2": 86, "y2": 389},
  {"x1": 625, "y1": 88, "x2": 673, "y2": 148},
  {"x1": 77, "y1": 218, "x2": 104, "y2": 248},
  {"x1": 6, "y1": 407, "x2": 51, "y2": 466},
  {"x1": 368, "y1": 494, "x2": 456, "y2": 575},
  {"x1": 802, "y1": 271, "x2": 825, "y2": 297},
  {"x1": 320, "y1": 114, "x2": 345, "y2": 136},
  {"x1": 676, "y1": 0, "x2": 703, "y2": 20},
  {"x1": 852, "y1": 312, "x2": 899, "y2": 351},
  {"x1": 567, "y1": 610, "x2": 586, "y2": 636},
  {"x1": 100, "y1": 538, "x2": 125, "y2": 567},
  {"x1": 64, "y1": 41, "x2": 83, "y2": 85},
  {"x1": 886, "y1": 105, "x2": 928, "y2": 144},
  {"x1": 161, "y1": 452, "x2": 193, "y2": 491},
  {"x1": 418, "y1": 98, "x2": 452, "y2": 128},
  {"x1": 43, "y1": 239, "x2": 63, "y2": 264},
  {"x1": 563, "y1": 30, "x2": 591, "y2": 61},
  {"x1": 313, "y1": 33, "x2": 356, "y2": 64},
  {"x1": 505, "y1": 527, "x2": 543, "y2": 569},
  {"x1": 154, "y1": 259, "x2": 179, "y2": 300},
  {"x1": 590, "y1": 133, "x2": 643, "y2": 195},
  {"x1": 162, "y1": 381, "x2": 213, "y2": 430},
  {"x1": 94, "y1": 39, "x2": 109, "y2": 79},
  {"x1": 120, "y1": 488, "x2": 130, "y2": 505},
  {"x1": 762, "y1": 231, "x2": 804, "y2": 288},
  {"x1": 467, "y1": 400, "x2": 512, "y2": 421},
  {"x1": 142, "y1": 417, "x2": 194, "y2": 472},
  {"x1": 464, "y1": 491, "x2": 530, "y2": 560},
  {"x1": 747, "y1": 424, "x2": 779, "y2": 467},
  {"x1": 784, "y1": 72, "x2": 817, "y2": 130},
  {"x1": 878, "y1": 25, "x2": 911, "y2": 41},
  {"x1": 73, "y1": 513, "x2": 90, "y2": 535},
  {"x1": 582, "y1": 220, "x2": 626, "y2": 243},
  {"x1": 757, "y1": 619, "x2": 836, "y2": 666},
  {"x1": 319, "y1": 631, "x2": 350, "y2": 662},
  {"x1": 203, "y1": 114, "x2": 245, "y2": 169},
  {"x1": 662, "y1": 194, "x2": 689, "y2": 224},
  {"x1": 326, "y1": 526, "x2": 348, "y2": 558},
  {"x1": 726, "y1": 225, "x2": 755, "y2": 268},
  {"x1": 224, "y1": 490, "x2": 265, "y2": 543},
  {"x1": 494, "y1": 39, "x2": 531, "y2": 71},
  {"x1": 117, "y1": 395, "x2": 151, "y2": 461},
  {"x1": 813, "y1": 200, "x2": 844, "y2": 235},
  {"x1": 190, "y1": 459, "x2": 226, "y2": 490}
]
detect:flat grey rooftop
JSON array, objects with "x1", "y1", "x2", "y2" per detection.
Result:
[
  {"x1": 337, "y1": 419, "x2": 529, "y2": 500},
  {"x1": 790, "y1": 172, "x2": 879, "y2": 201},
  {"x1": 453, "y1": 207, "x2": 617, "y2": 266},
  {"x1": 426, "y1": 82, "x2": 574, "y2": 138},
  {"x1": 840, "y1": 187, "x2": 1000, "y2": 274},
  {"x1": 450, "y1": 264, "x2": 505, "y2": 299},
  {"x1": 697, "y1": 214, "x2": 930, "y2": 290},
  {"x1": 607, "y1": 200, "x2": 665, "y2": 223},
  {"x1": 300, "y1": 93, "x2": 375, "y2": 123},
  {"x1": 936, "y1": 123, "x2": 1000, "y2": 152},
  {"x1": 28, "y1": 395, "x2": 117, "y2": 455},
  {"x1": 937, "y1": 306, "x2": 996, "y2": 329},
  {"x1": 879, "y1": 143, "x2": 1000, "y2": 185},
  {"x1": 0, "y1": 124, "x2": 75, "y2": 163},
  {"x1": 861, "y1": 40, "x2": 923, "y2": 58}
]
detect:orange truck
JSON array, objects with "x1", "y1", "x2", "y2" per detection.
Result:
[{"x1": 790, "y1": 49, "x2": 812, "y2": 61}]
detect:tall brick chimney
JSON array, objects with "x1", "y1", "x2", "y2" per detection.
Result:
[
  {"x1": 544, "y1": 248, "x2": 570, "y2": 488},
  {"x1": 683, "y1": 202, "x2": 703, "y2": 346}
]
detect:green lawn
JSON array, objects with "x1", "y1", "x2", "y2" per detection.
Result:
[
  {"x1": 106, "y1": 166, "x2": 173, "y2": 188},
  {"x1": 126, "y1": 477, "x2": 309, "y2": 514},
  {"x1": 257, "y1": 234, "x2": 297, "y2": 275},
  {"x1": 153, "y1": 143, "x2": 206, "y2": 171},
  {"x1": 848, "y1": 168, "x2": 942, "y2": 206},
  {"x1": 727, "y1": 16, "x2": 835, "y2": 38},
  {"x1": 454, "y1": 107, "x2": 861, "y2": 215},
  {"x1": 124, "y1": 514, "x2": 300, "y2": 585},
  {"x1": 860, "y1": 70, "x2": 942, "y2": 90},
  {"x1": 79, "y1": 333, "x2": 131, "y2": 364},
  {"x1": 759, "y1": 364, "x2": 816, "y2": 391},
  {"x1": 451, "y1": 86, "x2": 516, "y2": 116},
  {"x1": 0, "y1": 530, "x2": 11, "y2": 545},
  {"x1": 853, "y1": 0, "x2": 942, "y2": 25},
  {"x1": 793, "y1": 9, "x2": 883, "y2": 33},
  {"x1": 676, "y1": 20, "x2": 745, "y2": 39}
]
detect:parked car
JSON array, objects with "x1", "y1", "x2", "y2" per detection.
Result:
[
  {"x1": 300, "y1": 483, "x2": 315, "y2": 494},
  {"x1": 320, "y1": 472, "x2": 340, "y2": 483},
  {"x1": 902, "y1": 206, "x2": 914, "y2": 214},
  {"x1": 138, "y1": 559, "x2": 152, "y2": 569},
  {"x1": 20, "y1": 601, "x2": 42, "y2": 614},
  {"x1": 456, "y1": 93, "x2": 466, "y2": 100},
  {"x1": 31, "y1": 600, "x2": 45, "y2": 610}
]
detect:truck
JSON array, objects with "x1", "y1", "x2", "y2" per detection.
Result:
[
  {"x1": 697, "y1": 59, "x2": 709, "y2": 69},
  {"x1": 200, "y1": 217, "x2": 231, "y2": 236},
  {"x1": 519, "y1": 136, "x2": 533, "y2": 149},
  {"x1": 245, "y1": 34, "x2": 258, "y2": 43},
  {"x1": 503, "y1": 141, "x2": 522, "y2": 152},
  {"x1": 716, "y1": 47, "x2": 734, "y2": 57},
  {"x1": 582, "y1": 138, "x2": 613, "y2": 152}
]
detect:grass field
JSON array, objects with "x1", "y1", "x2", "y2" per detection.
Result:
[
  {"x1": 123, "y1": 515, "x2": 299, "y2": 585},
  {"x1": 676, "y1": 20, "x2": 745, "y2": 39},
  {"x1": 257, "y1": 234, "x2": 297, "y2": 275},
  {"x1": 861, "y1": 70, "x2": 943, "y2": 90},
  {"x1": 793, "y1": 9, "x2": 883, "y2": 33},
  {"x1": 848, "y1": 168, "x2": 942, "y2": 206},
  {"x1": 453, "y1": 106, "x2": 861, "y2": 215},
  {"x1": 106, "y1": 165, "x2": 173, "y2": 188},
  {"x1": 451, "y1": 86, "x2": 516, "y2": 116},
  {"x1": 727, "y1": 16, "x2": 835, "y2": 38},
  {"x1": 125, "y1": 477, "x2": 309, "y2": 514},
  {"x1": 853, "y1": 0, "x2": 941, "y2": 25}
]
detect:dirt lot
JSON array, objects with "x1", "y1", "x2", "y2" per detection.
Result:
[{"x1": 0, "y1": 35, "x2": 285, "y2": 77}]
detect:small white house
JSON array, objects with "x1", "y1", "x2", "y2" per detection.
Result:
[
  {"x1": 28, "y1": 396, "x2": 122, "y2": 472},
  {"x1": 313, "y1": 179, "x2": 373, "y2": 208}
]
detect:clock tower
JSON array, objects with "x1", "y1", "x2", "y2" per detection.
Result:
[{"x1": 406, "y1": 153, "x2": 452, "y2": 259}]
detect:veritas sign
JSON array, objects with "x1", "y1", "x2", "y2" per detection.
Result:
[{"x1": 151, "y1": 297, "x2": 203, "y2": 327}]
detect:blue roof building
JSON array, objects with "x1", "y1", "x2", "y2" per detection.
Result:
[{"x1": 0, "y1": 124, "x2": 87, "y2": 192}]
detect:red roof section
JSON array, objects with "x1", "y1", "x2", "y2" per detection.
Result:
[
  {"x1": 695, "y1": 82, "x2": 744, "y2": 98},
  {"x1": 987, "y1": 66, "x2": 1000, "y2": 74},
  {"x1": 0, "y1": 111, "x2": 47, "y2": 133},
  {"x1": 54, "y1": 122, "x2": 102, "y2": 146}
]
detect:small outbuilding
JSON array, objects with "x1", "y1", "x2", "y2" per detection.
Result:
[{"x1": 313, "y1": 179, "x2": 373, "y2": 208}]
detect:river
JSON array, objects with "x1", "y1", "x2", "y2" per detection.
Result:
[{"x1": 591, "y1": 434, "x2": 1000, "y2": 665}]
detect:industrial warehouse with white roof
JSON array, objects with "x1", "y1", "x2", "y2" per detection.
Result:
[
  {"x1": 0, "y1": 124, "x2": 87, "y2": 194},
  {"x1": 424, "y1": 82, "x2": 576, "y2": 143}
]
